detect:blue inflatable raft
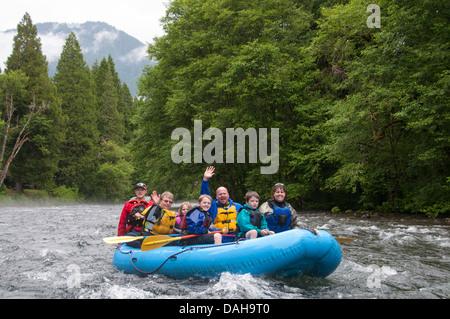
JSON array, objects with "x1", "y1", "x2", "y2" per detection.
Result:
[{"x1": 112, "y1": 229, "x2": 342, "y2": 279}]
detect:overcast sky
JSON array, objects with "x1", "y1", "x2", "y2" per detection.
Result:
[{"x1": 0, "y1": 0, "x2": 170, "y2": 69}]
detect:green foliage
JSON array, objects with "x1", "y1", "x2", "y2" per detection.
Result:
[
  {"x1": 132, "y1": 0, "x2": 449, "y2": 216},
  {"x1": 2, "y1": 4, "x2": 448, "y2": 215},
  {"x1": 312, "y1": 0, "x2": 449, "y2": 214},
  {"x1": 53, "y1": 32, "x2": 99, "y2": 194},
  {"x1": 5, "y1": 12, "x2": 63, "y2": 191},
  {"x1": 51, "y1": 185, "x2": 83, "y2": 202},
  {"x1": 53, "y1": 34, "x2": 135, "y2": 200},
  {"x1": 4, "y1": 14, "x2": 136, "y2": 201},
  {"x1": 92, "y1": 140, "x2": 134, "y2": 201},
  {"x1": 331, "y1": 206, "x2": 341, "y2": 213},
  {"x1": 135, "y1": 0, "x2": 318, "y2": 199}
]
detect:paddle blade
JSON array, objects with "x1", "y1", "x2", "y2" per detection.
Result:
[
  {"x1": 103, "y1": 236, "x2": 143, "y2": 244},
  {"x1": 141, "y1": 235, "x2": 179, "y2": 251},
  {"x1": 335, "y1": 237, "x2": 355, "y2": 243}
]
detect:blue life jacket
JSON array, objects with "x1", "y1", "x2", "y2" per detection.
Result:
[
  {"x1": 181, "y1": 207, "x2": 213, "y2": 235},
  {"x1": 266, "y1": 205, "x2": 291, "y2": 233}
]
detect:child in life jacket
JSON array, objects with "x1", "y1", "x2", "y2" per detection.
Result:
[
  {"x1": 174, "y1": 201, "x2": 192, "y2": 234},
  {"x1": 181, "y1": 195, "x2": 228, "y2": 245},
  {"x1": 236, "y1": 191, "x2": 274, "y2": 239}
]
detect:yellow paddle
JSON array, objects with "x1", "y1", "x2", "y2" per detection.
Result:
[
  {"x1": 141, "y1": 235, "x2": 182, "y2": 251},
  {"x1": 103, "y1": 235, "x2": 145, "y2": 244}
]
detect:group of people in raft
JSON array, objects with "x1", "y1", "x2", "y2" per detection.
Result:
[{"x1": 117, "y1": 166, "x2": 299, "y2": 248}]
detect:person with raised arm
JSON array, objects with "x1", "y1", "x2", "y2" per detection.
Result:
[{"x1": 200, "y1": 166, "x2": 242, "y2": 236}]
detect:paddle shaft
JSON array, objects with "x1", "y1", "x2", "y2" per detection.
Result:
[
  {"x1": 141, "y1": 231, "x2": 224, "y2": 251},
  {"x1": 103, "y1": 231, "x2": 232, "y2": 245},
  {"x1": 104, "y1": 233, "x2": 353, "y2": 245}
]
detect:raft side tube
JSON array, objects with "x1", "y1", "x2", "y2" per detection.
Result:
[{"x1": 112, "y1": 229, "x2": 342, "y2": 278}]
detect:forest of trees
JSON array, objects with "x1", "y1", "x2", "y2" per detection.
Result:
[
  {"x1": 1, "y1": 0, "x2": 449, "y2": 217},
  {"x1": 1, "y1": 13, "x2": 136, "y2": 200}
]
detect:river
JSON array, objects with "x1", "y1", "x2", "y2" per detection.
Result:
[{"x1": 0, "y1": 203, "x2": 448, "y2": 299}]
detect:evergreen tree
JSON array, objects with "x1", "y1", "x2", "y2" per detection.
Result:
[
  {"x1": 5, "y1": 12, "x2": 62, "y2": 192},
  {"x1": 107, "y1": 54, "x2": 122, "y2": 95},
  {"x1": 99, "y1": 66, "x2": 123, "y2": 144},
  {"x1": 118, "y1": 82, "x2": 134, "y2": 143},
  {"x1": 94, "y1": 57, "x2": 125, "y2": 145},
  {"x1": 53, "y1": 32, "x2": 99, "y2": 194},
  {"x1": 91, "y1": 55, "x2": 134, "y2": 200}
]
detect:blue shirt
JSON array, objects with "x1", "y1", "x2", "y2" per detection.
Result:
[{"x1": 200, "y1": 180, "x2": 242, "y2": 222}]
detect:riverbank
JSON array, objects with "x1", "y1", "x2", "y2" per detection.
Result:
[
  {"x1": 2, "y1": 192, "x2": 449, "y2": 226},
  {"x1": 1, "y1": 187, "x2": 83, "y2": 203}
]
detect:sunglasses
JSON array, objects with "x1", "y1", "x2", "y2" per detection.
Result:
[{"x1": 135, "y1": 183, "x2": 146, "y2": 188}]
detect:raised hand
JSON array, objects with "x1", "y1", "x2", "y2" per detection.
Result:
[
  {"x1": 203, "y1": 166, "x2": 215, "y2": 181},
  {"x1": 150, "y1": 190, "x2": 160, "y2": 204}
]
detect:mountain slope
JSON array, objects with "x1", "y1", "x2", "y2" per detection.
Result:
[{"x1": 1, "y1": 21, "x2": 154, "y2": 96}]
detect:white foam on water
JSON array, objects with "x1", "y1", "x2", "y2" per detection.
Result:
[
  {"x1": 194, "y1": 272, "x2": 302, "y2": 299},
  {"x1": 380, "y1": 265, "x2": 398, "y2": 278},
  {"x1": 79, "y1": 284, "x2": 155, "y2": 299}
]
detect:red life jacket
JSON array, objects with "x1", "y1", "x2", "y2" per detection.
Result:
[{"x1": 121, "y1": 199, "x2": 152, "y2": 235}]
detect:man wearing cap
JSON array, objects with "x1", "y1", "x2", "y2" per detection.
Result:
[{"x1": 117, "y1": 183, "x2": 154, "y2": 236}]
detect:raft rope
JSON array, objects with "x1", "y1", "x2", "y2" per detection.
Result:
[{"x1": 118, "y1": 239, "x2": 247, "y2": 275}]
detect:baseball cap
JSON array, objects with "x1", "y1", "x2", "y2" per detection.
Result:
[{"x1": 134, "y1": 183, "x2": 147, "y2": 190}]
